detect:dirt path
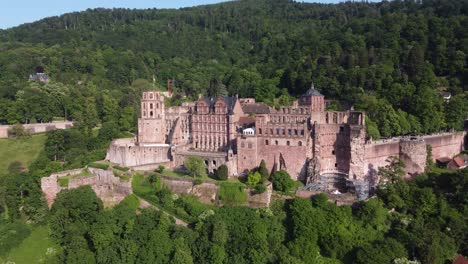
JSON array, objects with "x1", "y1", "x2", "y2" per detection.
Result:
[{"x1": 138, "y1": 197, "x2": 188, "y2": 227}]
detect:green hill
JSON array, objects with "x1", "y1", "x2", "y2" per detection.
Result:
[{"x1": 0, "y1": 134, "x2": 46, "y2": 176}]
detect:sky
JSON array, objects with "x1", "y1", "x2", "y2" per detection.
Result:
[{"x1": 0, "y1": 0, "x2": 368, "y2": 30}]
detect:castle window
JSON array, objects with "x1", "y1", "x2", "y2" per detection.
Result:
[
  {"x1": 156, "y1": 103, "x2": 159, "y2": 109},
  {"x1": 270, "y1": 129, "x2": 273, "y2": 134},
  {"x1": 300, "y1": 129, "x2": 304, "y2": 135},
  {"x1": 205, "y1": 160, "x2": 209, "y2": 166},
  {"x1": 143, "y1": 111, "x2": 146, "y2": 117},
  {"x1": 294, "y1": 129, "x2": 298, "y2": 135},
  {"x1": 149, "y1": 93, "x2": 153, "y2": 99},
  {"x1": 287, "y1": 141, "x2": 290, "y2": 146},
  {"x1": 340, "y1": 126, "x2": 344, "y2": 132},
  {"x1": 259, "y1": 128, "x2": 262, "y2": 134},
  {"x1": 276, "y1": 128, "x2": 280, "y2": 135},
  {"x1": 282, "y1": 128, "x2": 286, "y2": 135},
  {"x1": 288, "y1": 129, "x2": 292, "y2": 135},
  {"x1": 335, "y1": 163, "x2": 337, "y2": 167},
  {"x1": 241, "y1": 142, "x2": 245, "y2": 148},
  {"x1": 150, "y1": 103, "x2": 153, "y2": 109},
  {"x1": 265, "y1": 140, "x2": 269, "y2": 145},
  {"x1": 332, "y1": 150, "x2": 335, "y2": 155},
  {"x1": 275, "y1": 140, "x2": 278, "y2": 145},
  {"x1": 298, "y1": 141, "x2": 302, "y2": 146},
  {"x1": 248, "y1": 143, "x2": 252, "y2": 148},
  {"x1": 150, "y1": 111, "x2": 154, "y2": 117},
  {"x1": 213, "y1": 160, "x2": 216, "y2": 166}
]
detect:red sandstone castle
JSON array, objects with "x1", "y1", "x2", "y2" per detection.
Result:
[{"x1": 106, "y1": 86, "x2": 465, "y2": 193}]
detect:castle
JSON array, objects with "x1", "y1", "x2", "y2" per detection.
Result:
[{"x1": 106, "y1": 86, "x2": 465, "y2": 194}]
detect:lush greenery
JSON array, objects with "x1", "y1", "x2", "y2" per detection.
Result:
[
  {"x1": 184, "y1": 156, "x2": 207, "y2": 178},
  {"x1": 0, "y1": 0, "x2": 466, "y2": 139},
  {"x1": 219, "y1": 182, "x2": 248, "y2": 205},
  {"x1": 0, "y1": 134, "x2": 45, "y2": 177},
  {"x1": 271, "y1": 170, "x2": 295, "y2": 192}
]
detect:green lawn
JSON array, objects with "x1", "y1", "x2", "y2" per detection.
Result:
[
  {"x1": 0, "y1": 134, "x2": 46, "y2": 176},
  {"x1": 5, "y1": 225, "x2": 58, "y2": 264}
]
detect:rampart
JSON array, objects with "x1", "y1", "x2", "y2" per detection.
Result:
[
  {"x1": 41, "y1": 167, "x2": 132, "y2": 207},
  {"x1": 0, "y1": 121, "x2": 74, "y2": 138},
  {"x1": 106, "y1": 138, "x2": 172, "y2": 167}
]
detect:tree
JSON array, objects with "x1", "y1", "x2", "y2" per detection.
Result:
[
  {"x1": 378, "y1": 156, "x2": 406, "y2": 185},
  {"x1": 45, "y1": 130, "x2": 66, "y2": 161},
  {"x1": 216, "y1": 164, "x2": 228, "y2": 180},
  {"x1": 246, "y1": 171, "x2": 261, "y2": 186},
  {"x1": 8, "y1": 124, "x2": 30, "y2": 139},
  {"x1": 184, "y1": 156, "x2": 206, "y2": 177},
  {"x1": 271, "y1": 170, "x2": 294, "y2": 192},
  {"x1": 258, "y1": 160, "x2": 269, "y2": 182},
  {"x1": 119, "y1": 106, "x2": 135, "y2": 132}
]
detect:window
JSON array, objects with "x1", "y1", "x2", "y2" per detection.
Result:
[
  {"x1": 275, "y1": 140, "x2": 278, "y2": 145},
  {"x1": 298, "y1": 141, "x2": 302, "y2": 146},
  {"x1": 340, "y1": 126, "x2": 344, "y2": 132},
  {"x1": 150, "y1": 103, "x2": 153, "y2": 109},
  {"x1": 270, "y1": 129, "x2": 273, "y2": 134},
  {"x1": 335, "y1": 163, "x2": 337, "y2": 167},
  {"x1": 276, "y1": 128, "x2": 280, "y2": 135},
  {"x1": 287, "y1": 141, "x2": 290, "y2": 146},
  {"x1": 332, "y1": 150, "x2": 335, "y2": 155},
  {"x1": 241, "y1": 142, "x2": 245, "y2": 148},
  {"x1": 259, "y1": 128, "x2": 262, "y2": 134},
  {"x1": 282, "y1": 128, "x2": 286, "y2": 135},
  {"x1": 294, "y1": 129, "x2": 298, "y2": 135},
  {"x1": 288, "y1": 129, "x2": 292, "y2": 135},
  {"x1": 265, "y1": 140, "x2": 269, "y2": 145},
  {"x1": 150, "y1": 111, "x2": 153, "y2": 117},
  {"x1": 248, "y1": 143, "x2": 252, "y2": 148},
  {"x1": 300, "y1": 129, "x2": 304, "y2": 135}
]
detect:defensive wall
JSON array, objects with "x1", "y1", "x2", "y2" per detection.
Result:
[
  {"x1": 158, "y1": 174, "x2": 272, "y2": 207},
  {"x1": 41, "y1": 167, "x2": 132, "y2": 207},
  {"x1": 106, "y1": 138, "x2": 172, "y2": 167},
  {"x1": 0, "y1": 121, "x2": 74, "y2": 138}
]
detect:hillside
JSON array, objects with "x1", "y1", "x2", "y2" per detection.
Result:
[{"x1": 0, "y1": 0, "x2": 467, "y2": 137}]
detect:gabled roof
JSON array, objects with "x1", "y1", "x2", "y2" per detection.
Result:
[{"x1": 198, "y1": 96, "x2": 238, "y2": 114}]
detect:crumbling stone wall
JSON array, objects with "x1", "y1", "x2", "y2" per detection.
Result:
[
  {"x1": 41, "y1": 168, "x2": 132, "y2": 208},
  {"x1": 423, "y1": 132, "x2": 465, "y2": 160},
  {"x1": 0, "y1": 121, "x2": 74, "y2": 138},
  {"x1": 106, "y1": 138, "x2": 172, "y2": 167},
  {"x1": 159, "y1": 175, "x2": 272, "y2": 207}
]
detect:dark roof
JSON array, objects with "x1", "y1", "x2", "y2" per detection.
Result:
[
  {"x1": 238, "y1": 116, "x2": 256, "y2": 126},
  {"x1": 303, "y1": 83, "x2": 323, "y2": 97},
  {"x1": 199, "y1": 96, "x2": 238, "y2": 114},
  {"x1": 241, "y1": 103, "x2": 271, "y2": 114}
]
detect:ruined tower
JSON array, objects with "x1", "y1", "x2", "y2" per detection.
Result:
[{"x1": 138, "y1": 91, "x2": 166, "y2": 144}]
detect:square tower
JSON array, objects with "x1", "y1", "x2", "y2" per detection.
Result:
[{"x1": 138, "y1": 91, "x2": 166, "y2": 144}]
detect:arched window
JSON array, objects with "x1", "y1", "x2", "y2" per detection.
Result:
[{"x1": 265, "y1": 140, "x2": 269, "y2": 145}]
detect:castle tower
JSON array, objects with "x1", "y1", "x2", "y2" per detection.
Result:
[
  {"x1": 299, "y1": 83, "x2": 325, "y2": 112},
  {"x1": 138, "y1": 91, "x2": 166, "y2": 144}
]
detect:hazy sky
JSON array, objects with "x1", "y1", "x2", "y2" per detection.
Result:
[{"x1": 0, "y1": 0, "x2": 376, "y2": 30}]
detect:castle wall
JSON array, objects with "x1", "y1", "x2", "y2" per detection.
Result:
[
  {"x1": 422, "y1": 132, "x2": 464, "y2": 160},
  {"x1": 106, "y1": 138, "x2": 171, "y2": 167},
  {"x1": 0, "y1": 121, "x2": 74, "y2": 138}
]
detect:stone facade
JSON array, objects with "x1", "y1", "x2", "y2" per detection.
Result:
[{"x1": 106, "y1": 88, "x2": 466, "y2": 195}]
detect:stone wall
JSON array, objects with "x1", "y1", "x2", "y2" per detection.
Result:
[
  {"x1": 41, "y1": 167, "x2": 132, "y2": 208},
  {"x1": 106, "y1": 138, "x2": 172, "y2": 167},
  {"x1": 423, "y1": 132, "x2": 465, "y2": 160},
  {"x1": 159, "y1": 175, "x2": 272, "y2": 207},
  {"x1": 0, "y1": 121, "x2": 74, "y2": 138}
]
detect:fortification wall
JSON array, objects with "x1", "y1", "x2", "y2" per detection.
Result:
[
  {"x1": 423, "y1": 132, "x2": 465, "y2": 160},
  {"x1": 106, "y1": 138, "x2": 171, "y2": 167},
  {"x1": 0, "y1": 121, "x2": 74, "y2": 138},
  {"x1": 159, "y1": 175, "x2": 271, "y2": 207},
  {"x1": 41, "y1": 168, "x2": 132, "y2": 208},
  {"x1": 399, "y1": 139, "x2": 427, "y2": 177}
]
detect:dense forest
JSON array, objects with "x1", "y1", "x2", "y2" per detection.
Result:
[{"x1": 0, "y1": 0, "x2": 467, "y2": 138}]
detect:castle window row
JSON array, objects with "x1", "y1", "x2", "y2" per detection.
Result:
[
  {"x1": 264, "y1": 139, "x2": 302, "y2": 147},
  {"x1": 259, "y1": 128, "x2": 305, "y2": 136}
]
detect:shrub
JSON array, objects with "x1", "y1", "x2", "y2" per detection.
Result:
[
  {"x1": 114, "y1": 165, "x2": 130, "y2": 172},
  {"x1": 156, "y1": 165, "x2": 165, "y2": 173},
  {"x1": 8, "y1": 161, "x2": 25, "y2": 174},
  {"x1": 88, "y1": 162, "x2": 109, "y2": 170},
  {"x1": 219, "y1": 182, "x2": 248, "y2": 205},
  {"x1": 216, "y1": 164, "x2": 229, "y2": 180},
  {"x1": 255, "y1": 184, "x2": 266, "y2": 194},
  {"x1": 271, "y1": 170, "x2": 294, "y2": 192},
  {"x1": 258, "y1": 160, "x2": 269, "y2": 182},
  {"x1": 247, "y1": 171, "x2": 262, "y2": 186},
  {"x1": 0, "y1": 222, "x2": 31, "y2": 256},
  {"x1": 8, "y1": 124, "x2": 31, "y2": 139},
  {"x1": 184, "y1": 156, "x2": 206, "y2": 177},
  {"x1": 194, "y1": 178, "x2": 203, "y2": 185},
  {"x1": 148, "y1": 173, "x2": 162, "y2": 191}
]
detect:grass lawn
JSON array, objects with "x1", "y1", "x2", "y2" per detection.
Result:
[
  {"x1": 5, "y1": 225, "x2": 58, "y2": 264},
  {"x1": 0, "y1": 134, "x2": 46, "y2": 176}
]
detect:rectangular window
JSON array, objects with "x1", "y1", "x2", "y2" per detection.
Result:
[
  {"x1": 300, "y1": 130, "x2": 304, "y2": 135},
  {"x1": 248, "y1": 143, "x2": 252, "y2": 148},
  {"x1": 288, "y1": 129, "x2": 292, "y2": 135},
  {"x1": 276, "y1": 128, "x2": 280, "y2": 135},
  {"x1": 282, "y1": 129, "x2": 286, "y2": 135},
  {"x1": 332, "y1": 150, "x2": 335, "y2": 155},
  {"x1": 265, "y1": 140, "x2": 269, "y2": 145}
]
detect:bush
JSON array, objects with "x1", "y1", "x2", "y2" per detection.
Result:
[
  {"x1": 254, "y1": 184, "x2": 266, "y2": 194},
  {"x1": 184, "y1": 156, "x2": 206, "y2": 177},
  {"x1": 8, "y1": 124, "x2": 31, "y2": 139},
  {"x1": 247, "y1": 171, "x2": 262, "y2": 186},
  {"x1": 88, "y1": 162, "x2": 109, "y2": 170},
  {"x1": 219, "y1": 182, "x2": 248, "y2": 205},
  {"x1": 114, "y1": 165, "x2": 130, "y2": 172},
  {"x1": 155, "y1": 165, "x2": 165, "y2": 173},
  {"x1": 216, "y1": 164, "x2": 229, "y2": 180},
  {"x1": 194, "y1": 178, "x2": 203, "y2": 185},
  {"x1": 271, "y1": 170, "x2": 294, "y2": 192}
]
